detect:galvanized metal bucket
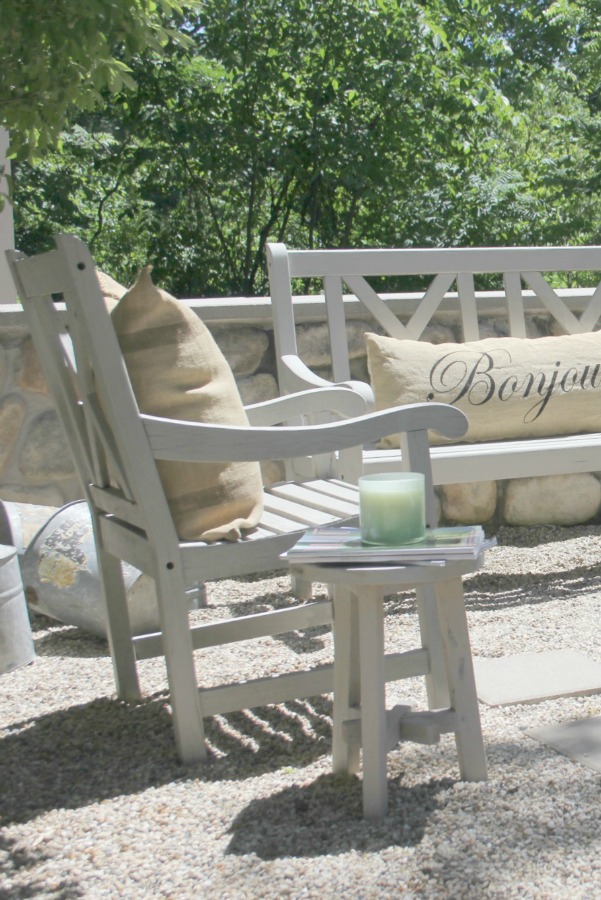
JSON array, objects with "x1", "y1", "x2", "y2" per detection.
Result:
[
  {"x1": 0, "y1": 543, "x2": 35, "y2": 675},
  {"x1": 14, "y1": 500, "x2": 203, "y2": 639},
  {"x1": 0, "y1": 501, "x2": 58, "y2": 557}
]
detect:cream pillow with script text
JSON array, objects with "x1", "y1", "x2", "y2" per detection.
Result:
[{"x1": 365, "y1": 331, "x2": 601, "y2": 446}]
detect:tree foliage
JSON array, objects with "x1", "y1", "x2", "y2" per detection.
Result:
[
  {"x1": 13, "y1": 0, "x2": 601, "y2": 296},
  {"x1": 0, "y1": 0, "x2": 196, "y2": 160}
]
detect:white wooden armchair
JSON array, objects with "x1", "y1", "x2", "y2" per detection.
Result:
[{"x1": 7, "y1": 235, "x2": 468, "y2": 764}]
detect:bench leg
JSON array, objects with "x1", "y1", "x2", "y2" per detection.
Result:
[
  {"x1": 357, "y1": 586, "x2": 388, "y2": 819},
  {"x1": 434, "y1": 578, "x2": 488, "y2": 782}
]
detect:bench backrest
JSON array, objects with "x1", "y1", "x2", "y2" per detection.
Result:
[{"x1": 267, "y1": 243, "x2": 601, "y2": 393}]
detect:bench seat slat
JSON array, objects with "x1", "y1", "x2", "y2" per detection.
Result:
[{"x1": 364, "y1": 432, "x2": 601, "y2": 484}]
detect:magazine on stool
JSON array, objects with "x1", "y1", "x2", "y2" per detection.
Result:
[{"x1": 283, "y1": 524, "x2": 496, "y2": 566}]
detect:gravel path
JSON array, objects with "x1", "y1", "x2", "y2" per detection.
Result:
[{"x1": 3, "y1": 524, "x2": 601, "y2": 898}]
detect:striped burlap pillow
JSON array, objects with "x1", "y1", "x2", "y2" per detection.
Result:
[
  {"x1": 96, "y1": 271, "x2": 127, "y2": 311},
  {"x1": 111, "y1": 267, "x2": 264, "y2": 541}
]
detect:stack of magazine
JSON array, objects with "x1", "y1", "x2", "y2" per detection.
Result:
[{"x1": 284, "y1": 524, "x2": 496, "y2": 566}]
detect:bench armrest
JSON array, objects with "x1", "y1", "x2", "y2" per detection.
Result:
[
  {"x1": 280, "y1": 353, "x2": 375, "y2": 409},
  {"x1": 245, "y1": 385, "x2": 369, "y2": 426}
]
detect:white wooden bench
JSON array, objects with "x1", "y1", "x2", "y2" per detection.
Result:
[{"x1": 267, "y1": 243, "x2": 601, "y2": 485}]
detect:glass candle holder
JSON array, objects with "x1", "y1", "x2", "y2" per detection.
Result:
[{"x1": 359, "y1": 472, "x2": 426, "y2": 545}]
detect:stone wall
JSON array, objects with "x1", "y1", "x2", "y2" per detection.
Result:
[{"x1": 1, "y1": 303, "x2": 600, "y2": 529}]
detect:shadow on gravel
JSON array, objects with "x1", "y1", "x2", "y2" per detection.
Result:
[
  {"x1": 226, "y1": 772, "x2": 457, "y2": 857},
  {"x1": 495, "y1": 524, "x2": 601, "y2": 548},
  {"x1": 464, "y1": 564, "x2": 601, "y2": 611},
  {"x1": 0, "y1": 833, "x2": 83, "y2": 899},
  {"x1": 0, "y1": 695, "x2": 334, "y2": 826}
]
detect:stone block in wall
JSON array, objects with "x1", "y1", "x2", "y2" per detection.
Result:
[
  {"x1": 549, "y1": 319, "x2": 568, "y2": 337},
  {"x1": 350, "y1": 355, "x2": 370, "y2": 384},
  {"x1": 0, "y1": 483, "x2": 66, "y2": 507},
  {"x1": 0, "y1": 396, "x2": 26, "y2": 477},
  {"x1": 212, "y1": 327, "x2": 269, "y2": 376},
  {"x1": 421, "y1": 323, "x2": 456, "y2": 344},
  {"x1": 504, "y1": 473, "x2": 601, "y2": 526},
  {"x1": 297, "y1": 320, "x2": 373, "y2": 368},
  {"x1": 237, "y1": 373, "x2": 278, "y2": 406},
  {"x1": 19, "y1": 410, "x2": 76, "y2": 480},
  {"x1": 440, "y1": 480, "x2": 497, "y2": 525},
  {"x1": 525, "y1": 316, "x2": 548, "y2": 338},
  {"x1": 15, "y1": 336, "x2": 50, "y2": 395},
  {"x1": 477, "y1": 318, "x2": 508, "y2": 339}
]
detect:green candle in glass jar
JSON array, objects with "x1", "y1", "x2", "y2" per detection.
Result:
[{"x1": 359, "y1": 472, "x2": 426, "y2": 545}]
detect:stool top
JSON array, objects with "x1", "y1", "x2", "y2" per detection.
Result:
[{"x1": 289, "y1": 556, "x2": 482, "y2": 587}]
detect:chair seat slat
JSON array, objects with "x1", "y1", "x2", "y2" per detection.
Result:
[{"x1": 267, "y1": 482, "x2": 359, "y2": 517}]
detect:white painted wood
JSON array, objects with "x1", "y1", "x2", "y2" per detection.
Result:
[
  {"x1": 405, "y1": 272, "x2": 456, "y2": 338},
  {"x1": 199, "y1": 664, "x2": 334, "y2": 716},
  {"x1": 456, "y1": 272, "x2": 479, "y2": 341},
  {"x1": 357, "y1": 586, "x2": 389, "y2": 819},
  {"x1": 365, "y1": 430, "x2": 601, "y2": 484},
  {"x1": 415, "y1": 584, "x2": 450, "y2": 710},
  {"x1": 92, "y1": 525, "x2": 141, "y2": 700},
  {"x1": 267, "y1": 241, "x2": 601, "y2": 487},
  {"x1": 7, "y1": 233, "x2": 470, "y2": 765},
  {"x1": 324, "y1": 275, "x2": 352, "y2": 381},
  {"x1": 294, "y1": 555, "x2": 487, "y2": 818},
  {"x1": 267, "y1": 482, "x2": 359, "y2": 517},
  {"x1": 343, "y1": 273, "x2": 408, "y2": 339},
  {"x1": 384, "y1": 649, "x2": 430, "y2": 680},
  {"x1": 523, "y1": 270, "x2": 587, "y2": 334},
  {"x1": 277, "y1": 244, "x2": 601, "y2": 278},
  {"x1": 396, "y1": 708, "x2": 456, "y2": 743},
  {"x1": 134, "y1": 599, "x2": 333, "y2": 660},
  {"x1": 434, "y1": 577, "x2": 488, "y2": 781},
  {"x1": 143, "y1": 402, "x2": 467, "y2": 463},
  {"x1": 504, "y1": 271, "x2": 528, "y2": 338},
  {"x1": 245, "y1": 385, "x2": 369, "y2": 424},
  {"x1": 332, "y1": 586, "x2": 360, "y2": 775}
]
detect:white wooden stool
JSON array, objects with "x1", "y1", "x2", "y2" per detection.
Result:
[{"x1": 290, "y1": 559, "x2": 488, "y2": 819}]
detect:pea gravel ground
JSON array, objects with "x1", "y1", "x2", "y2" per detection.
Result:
[{"x1": 4, "y1": 524, "x2": 601, "y2": 898}]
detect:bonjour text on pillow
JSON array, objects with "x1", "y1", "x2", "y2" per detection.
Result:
[{"x1": 365, "y1": 330, "x2": 601, "y2": 446}]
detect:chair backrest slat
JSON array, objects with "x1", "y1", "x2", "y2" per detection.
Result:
[{"x1": 8, "y1": 235, "x2": 178, "y2": 551}]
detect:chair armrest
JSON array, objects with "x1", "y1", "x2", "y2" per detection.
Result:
[
  {"x1": 142, "y1": 402, "x2": 468, "y2": 463},
  {"x1": 245, "y1": 385, "x2": 369, "y2": 426}
]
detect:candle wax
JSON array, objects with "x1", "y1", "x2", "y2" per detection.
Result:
[{"x1": 359, "y1": 472, "x2": 425, "y2": 545}]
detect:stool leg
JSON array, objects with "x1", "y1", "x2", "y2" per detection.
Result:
[
  {"x1": 332, "y1": 586, "x2": 360, "y2": 774},
  {"x1": 416, "y1": 584, "x2": 450, "y2": 710},
  {"x1": 435, "y1": 578, "x2": 488, "y2": 782},
  {"x1": 290, "y1": 573, "x2": 313, "y2": 599},
  {"x1": 358, "y1": 586, "x2": 388, "y2": 819}
]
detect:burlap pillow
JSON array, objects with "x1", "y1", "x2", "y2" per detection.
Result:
[
  {"x1": 366, "y1": 331, "x2": 601, "y2": 446},
  {"x1": 111, "y1": 267, "x2": 264, "y2": 541},
  {"x1": 96, "y1": 271, "x2": 126, "y2": 311}
]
